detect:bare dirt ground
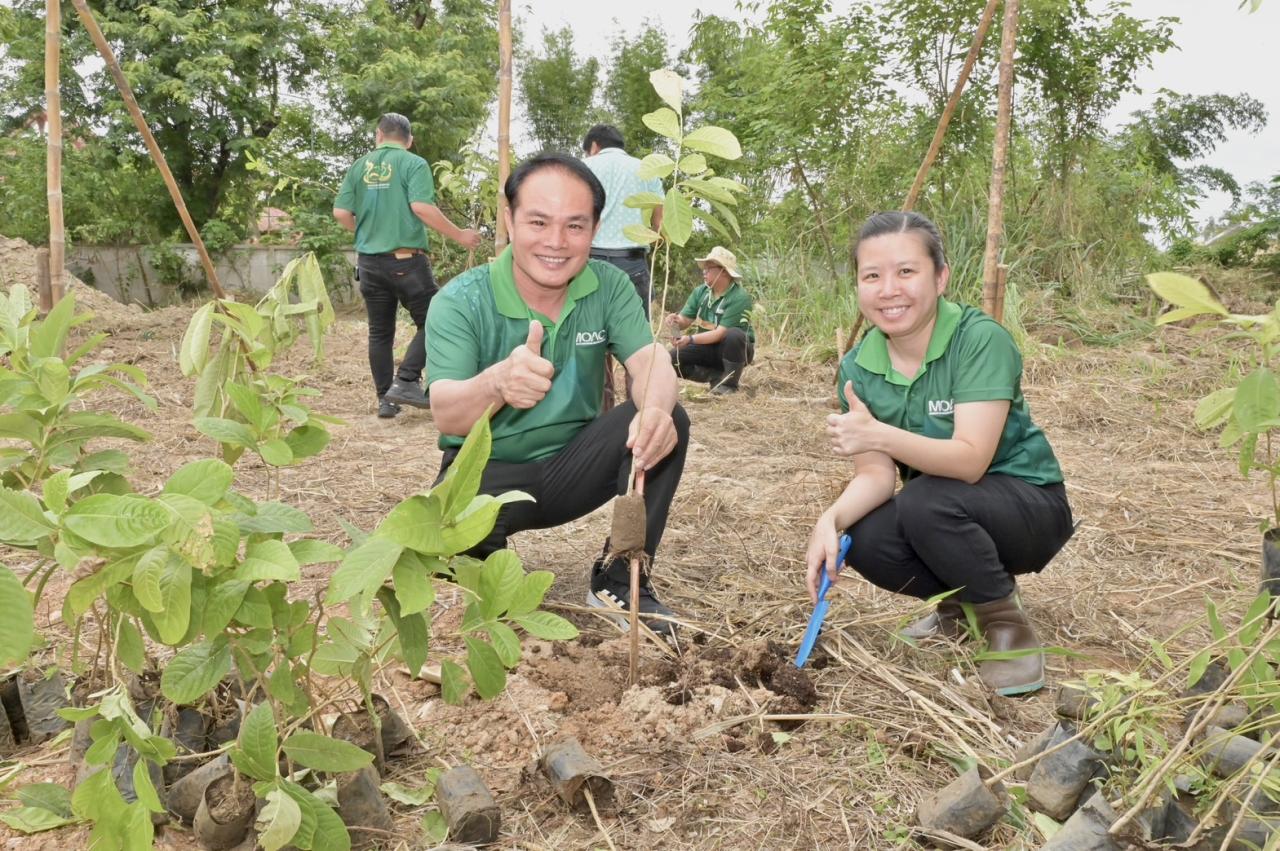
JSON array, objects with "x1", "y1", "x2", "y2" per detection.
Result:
[{"x1": 0, "y1": 244, "x2": 1266, "y2": 849}]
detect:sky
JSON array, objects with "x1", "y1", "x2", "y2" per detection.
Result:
[{"x1": 511, "y1": 0, "x2": 1279, "y2": 225}]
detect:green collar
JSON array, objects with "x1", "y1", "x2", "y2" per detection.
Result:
[
  {"x1": 489, "y1": 246, "x2": 600, "y2": 320},
  {"x1": 854, "y1": 297, "x2": 962, "y2": 386},
  {"x1": 376, "y1": 141, "x2": 406, "y2": 150}
]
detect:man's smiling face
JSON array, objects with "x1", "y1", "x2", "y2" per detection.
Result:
[{"x1": 505, "y1": 167, "x2": 599, "y2": 297}]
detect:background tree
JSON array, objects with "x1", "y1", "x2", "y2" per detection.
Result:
[
  {"x1": 518, "y1": 26, "x2": 599, "y2": 152},
  {"x1": 602, "y1": 21, "x2": 671, "y2": 153}
]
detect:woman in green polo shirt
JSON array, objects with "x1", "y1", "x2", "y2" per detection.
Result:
[{"x1": 805, "y1": 211, "x2": 1073, "y2": 697}]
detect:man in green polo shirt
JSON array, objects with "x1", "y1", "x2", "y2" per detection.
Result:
[
  {"x1": 665, "y1": 246, "x2": 756, "y2": 395},
  {"x1": 334, "y1": 113, "x2": 481, "y2": 419},
  {"x1": 427, "y1": 152, "x2": 690, "y2": 637}
]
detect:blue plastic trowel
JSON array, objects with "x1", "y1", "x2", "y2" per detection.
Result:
[{"x1": 794, "y1": 534, "x2": 852, "y2": 669}]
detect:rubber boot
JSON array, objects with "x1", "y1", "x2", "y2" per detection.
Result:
[
  {"x1": 972, "y1": 591, "x2": 1044, "y2": 696},
  {"x1": 900, "y1": 599, "x2": 967, "y2": 641},
  {"x1": 711, "y1": 361, "x2": 746, "y2": 395}
]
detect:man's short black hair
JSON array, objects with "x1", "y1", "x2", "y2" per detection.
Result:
[
  {"x1": 505, "y1": 152, "x2": 606, "y2": 224},
  {"x1": 377, "y1": 113, "x2": 412, "y2": 141},
  {"x1": 582, "y1": 124, "x2": 625, "y2": 152}
]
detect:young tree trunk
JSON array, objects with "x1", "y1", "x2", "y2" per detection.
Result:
[
  {"x1": 45, "y1": 0, "x2": 65, "y2": 306},
  {"x1": 903, "y1": 0, "x2": 1001, "y2": 212},
  {"x1": 495, "y1": 0, "x2": 512, "y2": 252},
  {"x1": 792, "y1": 160, "x2": 840, "y2": 283},
  {"x1": 70, "y1": 0, "x2": 227, "y2": 300},
  {"x1": 982, "y1": 0, "x2": 1021, "y2": 321}
]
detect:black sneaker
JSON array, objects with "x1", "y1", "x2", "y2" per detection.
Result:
[
  {"x1": 377, "y1": 397, "x2": 401, "y2": 419},
  {"x1": 587, "y1": 558, "x2": 678, "y2": 637},
  {"x1": 384, "y1": 379, "x2": 430, "y2": 409}
]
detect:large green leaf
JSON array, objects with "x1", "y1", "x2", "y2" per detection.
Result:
[
  {"x1": 392, "y1": 551, "x2": 436, "y2": 615},
  {"x1": 0, "y1": 565, "x2": 35, "y2": 665},
  {"x1": 151, "y1": 554, "x2": 193, "y2": 645},
  {"x1": 0, "y1": 487, "x2": 55, "y2": 545},
  {"x1": 0, "y1": 412, "x2": 41, "y2": 444},
  {"x1": 281, "y1": 732, "x2": 374, "y2": 773},
  {"x1": 636, "y1": 153, "x2": 677, "y2": 181},
  {"x1": 378, "y1": 495, "x2": 446, "y2": 553},
  {"x1": 288, "y1": 539, "x2": 345, "y2": 566},
  {"x1": 623, "y1": 191, "x2": 664, "y2": 209},
  {"x1": 131, "y1": 547, "x2": 168, "y2": 612},
  {"x1": 478, "y1": 550, "x2": 525, "y2": 619},
  {"x1": 283, "y1": 424, "x2": 329, "y2": 460},
  {"x1": 326, "y1": 537, "x2": 403, "y2": 607},
  {"x1": 486, "y1": 622, "x2": 521, "y2": 668},
  {"x1": 194, "y1": 417, "x2": 257, "y2": 448},
  {"x1": 1147, "y1": 272, "x2": 1228, "y2": 321},
  {"x1": 649, "y1": 68, "x2": 683, "y2": 114},
  {"x1": 237, "y1": 702, "x2": 280, "y2": 782},
  {"x1": 1194, "y1": 387, "x2": 1236, "y2": 431},
  {"x1": 681, "y1": 125, "x2": 742, "y2": 160},
  {"x1": 641, "y1": 108, "x2": 681, "y2": 142},
  {"x1": 179, "y1": 302, "x2": 215, "y2": 376},
  {"x1": 622, "y1": 225, "x2": 661, "y2": 245},
  {"x1": 440, "y1": 660, "x2": 468, "y2": 705},
  {"x1": 237, "y1": 501, "x2": 313, "y2": 535},
  {"x1": 163, "y1": 459, "x2": 233, "y2": 505},
  {"x1": 258, "y1": 787, "x2": 302, "y2": 851},
  {"x1": 377, "y1": 587, "x2": 429, "y2": 678},
  {"x1": 436, "y1": 415, "x2": 492, "y2": 520},
  {"x1": 28, "y1": 291, "x2": 75, "y2": 359},
  {"x1": 259, "y1": 439, "x2": 294, "y2": 467},
  {"x1": 282, "y1": 782, "x2": 349, "y2": 851},
  {"x1": 0, "y1": 807, "x2": 75, "y2": 833},
  {"x1": 160, "y1": 639, "x2": 232, "y2": 703},
  {"x1": 464, "y1": 637, "x2": 506, "y2": 699},
  {"x1": 662, "y1": 188, "x2": 694, "y2": 247},
  {"x1": 234, "y1": 539, "x2": 301, "y2": 583},
  {"x1": 1234, "y1": 368, "x2": 1280, "y2": 432},
  {"x1": 513, "y1": 612, "x2": 579, "y2": 640},
  {"x1": 67, "y1": 556, "x2": 138, "y2": 617},
  {"x1": 64, "y1": 494, "x2": 168, "y2": 547},
  {"x1": 506, "y1": 570, "x2": 555, "y2": 617}
]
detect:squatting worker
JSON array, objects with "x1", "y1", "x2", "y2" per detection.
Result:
[
  {"x1": 581, "y1": 124, "x2": 663, "y2": 316},
  {"x1": 426, "y1": 152, "x2": 690, "y2": 637},
  {"x1": 333, "y1": 113, "x2": 481, "y2": 419},
  {"x1": 666, "y1": 246, "x2": 755, "y2": 396},
  {"x1": 805, "y1": 211, "x2": 1074, "y2": 697}
]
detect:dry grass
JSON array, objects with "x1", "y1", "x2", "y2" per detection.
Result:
[{"x1": 0, "y1": 282, "x2": 1268, "y2": 850}]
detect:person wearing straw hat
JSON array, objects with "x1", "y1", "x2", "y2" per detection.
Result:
[
  {"x1": 426, "y1": 153, "x2": 689, "y2": 637},
  {"x1": 665, "y1": 246, "x2": 756, "y2": 396},
  {"x1": 805, "y1": 211, "x2": 1073, "y2": 697}
]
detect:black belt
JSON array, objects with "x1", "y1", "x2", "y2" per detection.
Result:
[
  {"x1": 359, "y1": 248, "x2": 426, "y2": 259},
  {"x1": 591, "y1": 247, "x2": 647, "y2": 259}
]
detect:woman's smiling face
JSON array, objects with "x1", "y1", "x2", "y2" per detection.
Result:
[{"x1": 855, "y1": 231, "x2": 950, "y2": 339}]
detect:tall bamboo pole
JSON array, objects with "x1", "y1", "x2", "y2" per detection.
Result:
[
  {"x1": 981, "y1": 0, "x2": 1020, "y2": 319},
  {"x1": 902, "y1": 0, "x2": 1001, "y2": 212},
  {"x1": 45, "y1": 0, "x2": 65, "y2": 306},
  {"x1": 494, "y1": 0, "x2": 512, "y2": 252},
  {"x1": 70, "y1": 0, "x2": 227, "y2": 300}
]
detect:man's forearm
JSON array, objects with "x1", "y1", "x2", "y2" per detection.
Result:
[
  {"x1": 412, "y1": 203, "x2": 468, "y2": 244},
  {"x1": 627, "y1": 344, "x2": 678, "y2": 413},
  {"x1": 429, "y1": 368, "x2": 506, "y2": 436},
  {"x1": 333, "y1": 208, "x2": 356, "y2": 233}
]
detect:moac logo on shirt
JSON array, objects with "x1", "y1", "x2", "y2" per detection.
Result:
[
  {"x1": 928, "y1": 399, "x2": 954, "y2": 416},
  {"x1": 363, "y1": 162, "x2": 393, "y2": 187},
  {"x1": 575, "y1": 330, "x2": 607, "y2": 346}
]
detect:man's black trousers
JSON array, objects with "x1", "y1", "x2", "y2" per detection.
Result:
[
  {"x1": 589, "y1": 250, "x2": 652, "y2": 319},
  {"x1": 671, "y1": 327, "x2": 755, "y2": 376},
  {"x1": 437, "y1": 402, "x2": 690, "y2": 568},
  {"x1": 844, "y1": 474, "x2": 1074, "y2": 604},
  {"x1": 357, "y1": 253, "x2": 437, "y2": 398}
]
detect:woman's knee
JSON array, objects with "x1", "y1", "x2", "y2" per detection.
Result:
[{"x1": 895, "y1": 475, "x2": 971, "y2": 533}]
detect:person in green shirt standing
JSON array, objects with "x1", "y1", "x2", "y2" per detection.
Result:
[
  {"x1": 805, "y1": 211, "x2": 1074, "y2": 697},
  {"x1": 334, "y1": 113, "x2": 481, "y2": 419},
  {"x1": 665, "y1": 246, "x2": 755, "y2": 396},
  {"x1": 427, "y1": 153, "x2": 689, "y2": 637}
]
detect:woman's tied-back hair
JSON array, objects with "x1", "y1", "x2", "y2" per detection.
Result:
[{"x1": 854, "y1": 211, "x2": 947, "y2": 273}]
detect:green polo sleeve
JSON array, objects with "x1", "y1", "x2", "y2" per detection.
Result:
[
  {"x1": 603, "y1": 269, "x2": 655, "y2": 362},
  {"x1": 836, "y1": 349, "x2": 864, "y2": 414},
  {"x1": 405, "y1": 157, "x2": 436, "y2": 205},
  {"x1": 425, "y1": 285, "x2": 482, "y2": 387},
  {"x1": 335, "y1": 163, "x2": 358, "y2": 212},
  {"x1": 950, "y1": 316, "x2": 1020, "y2": 403},
  {"x1": 679, "y1": 285, "x2": 703, "y2": 319},
  {"x1": 716, "y1": 286, "x2": 753, "y2": 331}
]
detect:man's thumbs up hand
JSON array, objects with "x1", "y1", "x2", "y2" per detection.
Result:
[
  {"x1": 827, "y1": 380, "x2": 881, "y2": 457},
  {"x1": 497, "y1": 320, "x2": 554, "y2": 409}
]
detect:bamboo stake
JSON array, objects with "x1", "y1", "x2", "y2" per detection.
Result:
[
  {"x1": 35, "y1": 248, "x2": 52, "y2": 312},
  {"x1": 45, "y1": 0, "x2": 65, "y2": 306},
  {"x1": 902, "y1": 0, "x2": 1001, "y2": 212},
  {"x1": 981, "y1": 0, "x2": 1020, "y2": 319},
  {"x1": 494, "y1": 0, "x2": 512, "y2": 252},
  {"x1": 69, "y1": 0, "x2": 227, "y2": 300}
]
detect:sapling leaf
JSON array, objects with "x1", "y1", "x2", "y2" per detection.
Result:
[
  {"x1": 0, "y1": 564, "x2": 34, "y2": 665},
  {"x1": 622, "y1": 224, "x2": 661, "y2": 245},
  {"x1": 465, "y1": 637, "x2": 506, "y2": 699},
  {"x1": 478, "y1": 550, "x2": 524, "y2": 619},
  {"x1": 486, "y1": 622, "x2": 521, "y2": 668},
  {"x1": 115, "y1": 617, "x2": 145, "y2": 675},
  {"x1": 64, "y1": 494, "x2": 168, "y2": 547},
  {"x1": 682, "y1": 126, "x2": 742, "y2": 160},
  {"x1": 441, "y1": 660, "x2": 468, "y2": 705},
  {"x1": 195, "y1": 417, "x2": 257, "y2": 448},
  {"x1": 0, "y1": 487, "x2": 55, "y2": 546},
  {"x1": 238, "y1": 702, "x2": 280, "y2": 782},
  {"x1": 1188, "y1": 648, "x2": 1211, "y2": 688},
  {"x1": 1194, "y1": 387, "x2": 1237, "y2": 431},
  {"x1": 623, "y1": 191, "x2": 664, "y2": 209},
  {"x1": 379, "y1": 494, "x2": 447, "y2": 553},
  {"x1": 649, "y1": 68, "x2": 683, "y2": 114},
  {"x1": 436, "y1": 414, "x2": 492, "y2": 520},
  {"x1": 512, "y1": 612, "x2": 579, "y2": 640},
  {"x1": 151, "y1": 554, "x2": 192, "y2": 645},
  {"x1": 258, "y1": 787, "x2": 303, "y2": 851},
  {"x1": 377, "y1": 587, "x2": 430, "y2": 678},
  {"x1": 328, "y1": 537, "x2": 403, "y2": 608},
  {"x1": 259, "y1": 439, "x2": 294, "y2": 467},
  {"x1": 422, "y1": 810, "x2": 448, "y2": 843},
  {"x1": 0, "y1": 807, "x2": 75, "y2": 833},
  {"x1": 179, "y1": 302, "x2": 215, "y2": 376},
  {"x1": 392, "y1": 550, "x2": 436, "y2": 615},
  {"x1": 1147, "y1": 272, "x2": 1228, "y2": 318},
  {"x1": 641, "y1": 108, "x2": 681, "y2": 142},
  {"x1": 17, "y1": 783, "x2": 73, "y2": 817},
  {"x1": 1234, "y1": 368, "x2": 1280, "y2": 432},
  {"x1": 662, "y1": 188, "x2": 694, "y2": 247},
  {"x1": 161, "y1": 639, "x2": 232, "y2": 704},
  {"x1": 284, "y1": 424, "x2": 329, "y2": 459},
  {"x1": 131, "y1": 761, "x2": 163, "y2": 813},
  {"x1": 282, "y1": 733, "x2": 374, "y2": 773},
  {"x1": 636, "y1": 153, "x2": 677, "y2": 181},
  {"x1": 289, "y1": 539, "x2": 345, "y2": 566},
  {"x1": 238, "y1": 501, "x2": 313, "y2": 534},
  {"x1": 506, "y1": 570, "x2": 555, "y2": 617}
]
